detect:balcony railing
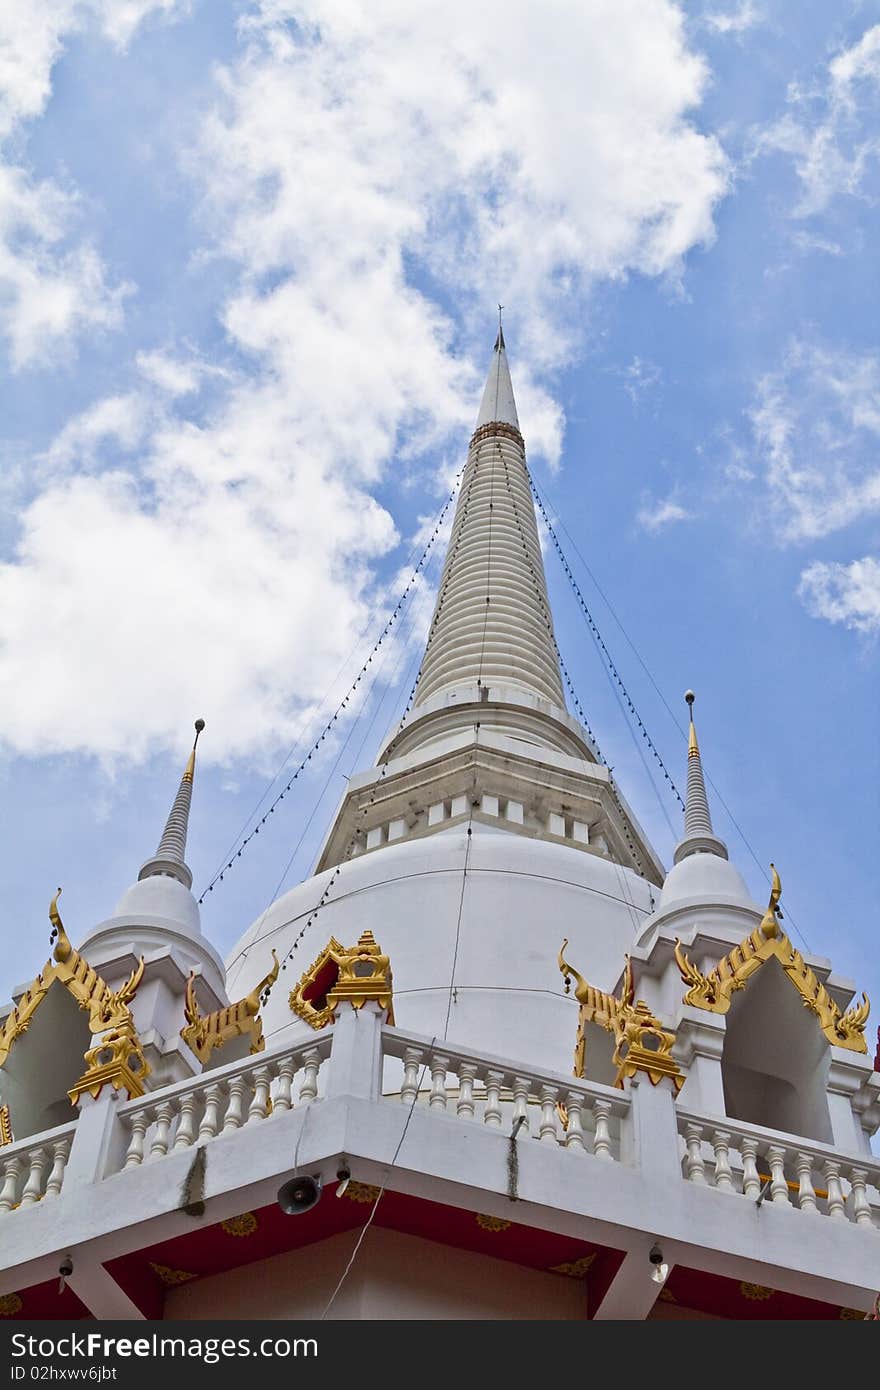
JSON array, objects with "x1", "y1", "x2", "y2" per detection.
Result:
[
  {"x1": 116, "y1": 1032, "x2": 334, "y2": 1171},
  {"x1": 0, "y1": 1122, "x2": 75, "y2": 1210},
  {"x1": 0, "y1": 1015, "x2": 876, "y2": 1243},
  {"x1": 382, "y1": 1025, "x2": 629, "y2": 1160},
  {"x1": 677, "y1": 1106, "x2": 880, "y2": 1228}
]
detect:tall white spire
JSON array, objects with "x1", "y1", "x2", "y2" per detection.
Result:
[
  {"x1": 411, "y1": 327, "x2": 565, "y2": 712},
  {"x1": 673, "y1": 693, "x2": 728, "y2": 864},
  {"x1": 138, "y1": 720, "x2": 205, "y2": 890},
  {"x1": 474, "y1": 325, "x2": 519, "y2": 431}
]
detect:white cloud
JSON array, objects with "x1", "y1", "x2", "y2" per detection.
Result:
[
  {"x1": 636, "y1": 493, "x2": 693, "y2": 532},
  {"x1": 0, "y1": 164, "x2": 130, "y2": 368},
  {"x1": 0, "y1": 1, "x2": 731, "y2": 763},
  {"x1": 750, "y1": 341, "x2": 880, "y2": 542},
  {"x1": 135, "y1": 349, "x2": 227, "y2": 398},
  {"x1": 757, "y1": 24, "x2": 880, "y2": 216},
  {"x1": 0, "y1": 2, "x2": 184, "y2": 366},
  {"x1": 798, "y1": 557, "x2": 880, "y2": 635},
  {"x1": 703, "y1": 2, "x2": 762, "y2": 35},
  {"x1": 619, "y1": 356, "x2": 663, "y2": 405}
]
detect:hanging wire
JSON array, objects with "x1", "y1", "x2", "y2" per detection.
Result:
[
  {"x1": 249, "y1": 444, "x2": 492, "y2": 987},
  {"x1": 493, "y1": 445, "x2": 652, "y2": 882},
  {"x1": 197, "y1": 470, "x2": 463, "y2": 905},
  {"x1": 528, "y1": 475, "x2": 685, "y2": 814},
  {"x1": 530, "y1": 472, "x2": 810, "y2": 950}
]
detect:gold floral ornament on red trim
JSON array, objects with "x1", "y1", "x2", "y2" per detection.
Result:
[
  {"x1": 181, "y1": 953, "x2": 279, "y2": 1064},
  {"x1": 674, "y1": 866, "x2": 870, "y2": 1052},
  {"x1": 290, "y1": 931, "x2": 394, "y2": 1029},
  {"x1": 342, "y1": 1182, "x2": 381, "y2": 1204},
  {"x1": 149, "y1": 1263, "x2": 196, "y2": 1287},
  {"x1": 558, "y1": 941, "x2": 683, "y2": 1092},
  {"x1": 550, "y1": 1255, "x2": 596, "y2": 1279},
  {"x1": 0, "y1": 1294, "x2": 22, "y2": 1317},
  {"x1": 475, "y1": 1214, "x2": 511, "y2": 1232},
  {"x1": 221, "y1": 1212, "x2": 258, "y2": 1237},
  {"x1": 739, "y1": 1282, "x2": 773, "y2": 1301}
]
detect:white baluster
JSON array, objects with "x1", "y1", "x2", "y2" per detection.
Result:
[
  {"x1": 563, "y1": 1092, "x2": 586, "y2": 1153},
  {"x1": 44, "y1": 1139, "x2": 71, "y2": 1198},
  {"x1": 539, "y1": 1084, "x2": 559, "y2": 1143},
  {"x1": 429, "y1": 1055, "x2": 450, "y2": 1112},
  {"x1": 592, "y1": 1099, "x2": 613, "y2": 1161},
  {"x1": 400, "y1": 1048, "x2": 423, "y2": 1106},
  {"x1": 711, "y1": 1129, "x2": 735, "y2": 1192},
  {"x1": 299, "y1": 1049, "x2": 321, "y2": 1104},
  {"x1": 124, "y1": 1111, "x2": 150, "y2": 1168},
  {"x1": 149, "y1": 1102, "x2": 175, "y2": 1158},
  {"x1": 20, "y1": 1148, "x2": 47, "y2": 1205},
  {"x1": 848, "y1": 1168, "x2": 874, "y2": 1228},
  {"x1": 685, "y1": 1123, "x2": 707, "y2": 1184},
  {"x1": 456, "y1": 1063, "x2": 477, "y2": 1119},
  {"x1": 248, "y1": 1066, "x2": 272, "y2": 1123},
  {"x1": 223, "y1": 1076, "x2": 247, "y2": 1133},
  {"x1": 483, "y1": 1070, "x2": 504, "y2": 1127},
  {"x1": 767, "y1": 1145, "x2": 790, "y2": 1205},
  {"x1": 273, "y1": 1057, "x2": 296, "y2": 1113},
  {"x1": 198, "y1": 1084, "x2": 224, "y2": 1142},
  {"x1": 0, "y1": 1156, "x2": 22, "y2": 1212},
  {"x1": 511, "y1": 1077, "x2": 530, "y2": 1132},
  {"x1": 824, "y1": 1160, "x2": 846, "y2": 1220},
  {"x1": 794, "y1": 1153, "x2": 818, "y2": 1213},
  {"x1": 740, "y1": 1136, "x2": 761, "y2": 1198},
  {"x1": 173, "y1": 1095, "x2": 197, "y2": 1150}
]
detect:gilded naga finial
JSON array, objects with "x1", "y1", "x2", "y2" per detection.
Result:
[{"x1": 760, "y1": 863, "x2": 782, "y2": 939}]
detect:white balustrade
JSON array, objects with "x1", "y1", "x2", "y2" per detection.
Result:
[
  {"x1": 117, "y1": 1034, "x2": 333, "y2": 1173},
  {"x1": 677, "y1": 1106, "x2": 880, "y2": 1230},
  {"x1": 0, "y1": 1125, "x2": 75, "y2": 1212},
  {"x1": 381, "y1": 1026, "x2": 629, "y2": 1161}
]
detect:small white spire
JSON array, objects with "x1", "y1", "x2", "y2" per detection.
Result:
[
  {"x1": 673, "y1": 693, "x2": 728, "y2": 864},
  {"x1": 138, "y1": 720, "x2": 205, "y2": 890},
  {"x1": 474, "y1": 318, "x2": 520, "y2": 431}
]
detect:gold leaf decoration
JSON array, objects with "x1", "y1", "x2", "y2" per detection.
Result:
[
  {"x1": 739, "y1": 1282, "x2": 774, "y2": 1301},
  {"x1": 674, "y1": 867, "x2": 869, "y2": 1052},
  {"x1": 475, "y1": 1214, "x2": 511, "y2": 1232},
  {"x1": 839, "y1": 1307, "x2": 865, "y2": 1320},
  {"x1": 549, "y1": 1254, "x2": 596, "y2": 1279},
  {"x1": 221, "y1": 1211, "x2": 258, "y2": 1237},
  {"x1": 0, "y1": 1293, "x2": 22, "y2": 1317},
  {"x1": 149, "y1": 1262, "x2": 196, "y2": 1287},
  {"x1": 343, "y1": 1181, "x2": 381, "y2": 1204}
]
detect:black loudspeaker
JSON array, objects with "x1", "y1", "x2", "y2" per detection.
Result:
[{"x1": 276, "y1": 1173, "x2": 322, "y2": 1215}]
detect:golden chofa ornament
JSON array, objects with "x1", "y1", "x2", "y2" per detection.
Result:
[
  {"x1": 558, "y1": 940, "x2": 683, "y2": 1092},
  {"x1": 181, "y1": 952, "x2": 280, "y2": 1063},
  {"x1": 674, "y1": 865, "x2": 870, "y2": 1052},
  {"x1": 290, "y1": 930, "x2": 394, "y2": 1029},
  {"x1": 1, "y1": 890, "x2": 150, "y2": 1102}
]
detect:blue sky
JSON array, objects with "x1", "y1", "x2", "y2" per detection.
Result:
[{"x1": 0, "y1": 1, "x2": 878, "y2": 1039}]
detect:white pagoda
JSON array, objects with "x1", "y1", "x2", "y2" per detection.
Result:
[{"x1": 1, "y1": 332, "x2": 878, "y2": 1321}]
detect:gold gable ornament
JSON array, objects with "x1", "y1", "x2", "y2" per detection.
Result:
[
  {"x1": 1, "y1": 891, "x2": 150, "y2": 1102},
  {"x1": 674, "y1": 865, "x2": 870, "y2": 1054},
  {"x1": 558, "y1": 940, "x2": 683, "y2": 1092},
  {"x1": 290, "y1": 930, "x2": 394, "y2": 1029},
  {"x1": 181, "y1": 952, "x2": 280, "y2": 1064}
]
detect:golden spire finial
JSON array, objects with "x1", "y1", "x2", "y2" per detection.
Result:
[
  {"x1": 182, "y1": 718, "x2": 205, "y2": 784},
  {"x1": 685, "y1": 690, "x2": 698, "y2": 756},
  {"x1": 759, "y1": 862, "x2": 783, "y2": 939}
]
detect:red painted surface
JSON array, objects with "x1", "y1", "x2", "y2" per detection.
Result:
[
  {"x1": 659, "y1": 1264, "x2": 858, "y2": 1320},
  {"x1": 0, "y1": 1278, "x2": 91, "y2": 1321},
  {"x1": 105, "y1": 1183, "x2": 621, "y2": 1317}
]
